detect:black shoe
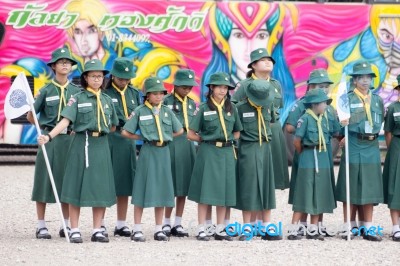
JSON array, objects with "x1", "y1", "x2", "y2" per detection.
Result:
[
  {"x1": 91, "y1": 232, "x2": 109, "y2": 243},
  {"x1": 196, "y1": 231, "x2": 209, "y2": 241},
  {"x1": 69, "y1": 232, "x2": 83, "y2": 243},
  {"x1": 131, "y1": 231, "x2": 146, "y2": 242},
  {"x1": 363, "y1": 233, "x2": 382, "y2": 242},
  {"x1": 154, "y1": 231, "x2": 169, "y2": 241},
  {"x1": 205, "y1": 224, "x2": 216, "y2": 237},
  {"x1": 238, "y1": 229, "x2": 252, "y2": 241},
  {"x1": 306, "y1": 233, "x2": 324, "y2": 241},
  {"x1": 261, "y1": 231, "x2": 282, "y2": 241},
  {"x1": 214, "y1": 233, "x2": 233, "y2": 241},
  {"x1": 171, "y1": 225, "x2": 189, "y2": 237},
  {"x1": 287, "y1": 234, "x2": 302, "y2": 240},
  {"x1": 100, "y1": 226, "x2": 109, "y2": 237},
  {"x1": 114, "y1": 226, "x2": 131, "y2": 237},
  {"x1": 59, "y1": 227, "x2": 71, "y2": 238},
  {"x1": 162, "y1": 224, "x2": 171, "y2": 237},
  {"x1": 392, "y1": 231, "x2": 400, "y2": 242},
  {"x1": 319, "y1": 227, "x2": 335, "y2": 237},
  {"x1": 36, "y1": 227, "x2": 51, "y2": 239},
  {"x1": 225, "y1": 226, "x2": 238, "y2": 237}
]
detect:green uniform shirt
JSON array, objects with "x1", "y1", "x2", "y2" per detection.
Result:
[
  {"x1": 295, "y1": 112, "x2": 331, "y2": 146},
  {"x1": 123, "y1": 104, "x2": 182, "y2": 142},
  {"x1": 347, "y1": 92, "x2": 384, "y2": 134},
  {"x1": 33, "y1": 81, "x2": 81, "y2": 127},
  {"x1": 232, "y1": 77, "x2": 283, "y2": 120},
  {"x1": 286, "y1": 98, "x2": 305, "y2": 127},
  {"x1": 236, "y1": 100, "x2": 273, "y2": 141},
  {"x1": 189, "y1": 102, "x2": 243, "y2": 141},
  {"x1": 384, "y1": 101, "x2": 400, "y2": 136},
  {"x1": 61, "y1": 90, "x2": 118, "y2": 133},
  {"x1": 163, "y1": 94, "x2": 196, "y2": 128},
  {"x1": 104, "y1": 84, "x2": 141, "y2": 126}
]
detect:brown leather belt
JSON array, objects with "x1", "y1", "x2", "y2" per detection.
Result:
[
  {"x1": 356, "y1": 133, "x2": 378, "y2": 141},
  {"x1": 145, "y1": 141, "x2": 169, "y2": 147},
  {"x1": 41, "y1": 126, "x2": 72, "y2": 135},
  {"x1": 77, "y1": 131, "x2": 107, "y2": 137}
]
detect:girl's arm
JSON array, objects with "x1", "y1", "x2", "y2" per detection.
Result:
[
  {"x1": 121, "y1": 129, "x2": 141, "y2": 140},
  {"x1": 187, "y1": 129, "x2": 201, "y2": 142},
  {"x1": 173, "y1": 128, "x2": 184, "y2": 137},
  {"x1": 37, "y1": 118, "x2": 70, "y2": 145},
  {"x1": 293, "y1": 137, "x2": 302, "y2": 154},
  {"x1": 385, "y1": 131, "x2": 392, "y2": 148},
  {"x1": 233, "y1": 131, "x2": 240, "y2": 140}
]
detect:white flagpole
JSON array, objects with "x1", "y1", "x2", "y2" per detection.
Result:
[
  {"x1": 22, "y1": 73, "x2": 70, "y2": 243},
  {"x1": 344, "y1": 125, "x2": 351, "y2": 241}
]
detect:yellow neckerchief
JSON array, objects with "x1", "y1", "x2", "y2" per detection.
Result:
[
  {"x1": 353, "y1": 88, "x2": 373, "y2": 127},
  {"x1": 174, "y1": 93, "x2": 189, "y2": 132},
  {"x1": 251, "y1": 73, "x2": 270, "y2": 81},
  {"x1": 144, "y1": 100, "x2": 163, "y2": 144},
  {"x1": 112, "y1": 82, "x2": 129, "y2": 119},
  {"x1": 86, "y1": 87, "x2": 108, "y2": 133},
  {"x1": 306, "y1": 109, "x2": 327, "y2": 152},
  {"x1": 210, "y1": 96, "x2": 228, "y2": 141},
  {"x1": 52, "y1": 79, "x2": 69, "y2": 121},
  {"x1": 248, "y1": 98, "x2": 268, "y2": 145}
]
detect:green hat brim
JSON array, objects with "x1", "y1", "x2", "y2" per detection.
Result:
[
  {"x1": 47, "y1": 56, "x2": 78, "y2": 66},
  {"x1": 206, "y1": 82, "x2": 235, "y2": 90},
  {"x1": 81, "y1": 69, "x2": 109, "y2": 76},
  {"x1": 247, "y1": 56, "x2": 276, "y2": 69},
  {"x1": 307, "y1": 78, "x2": 334, "y2": 85},
  {"x1": 110, "y1": 69, "x2": 135, "y2": 79},
  {"x1": 349, "y1": 71, "x2": 376, "y2": 78},
  {"x1": 145, "y1": 89, "x2": 167, "y2": 95},
  {"x1": 304, "y1": 97, "x2": 332, "y2": 105},
  {"x1": 173, "y1": 80, "x2": 199, "y2": 87}
]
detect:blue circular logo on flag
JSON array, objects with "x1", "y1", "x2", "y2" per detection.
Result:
[{"x1": 9, "y1": 89, "x2": 27, "y2": 108}]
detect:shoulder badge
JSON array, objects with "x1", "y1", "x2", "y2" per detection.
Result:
[{"x1": 297, "y1": 118, "x2": 304, "y2": 128}]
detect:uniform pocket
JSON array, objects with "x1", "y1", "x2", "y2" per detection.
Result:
[
  {"x1": 242, "y1": 116, "x2": 257, "y2": 131},
  {"x1": 162, "y1": 117, "x2": 172, "y2": 134},
  {"x1": 78, "y1": 107, "x2": 94, "y2": 123},
  {"x1": 349, "y1": 107, "x2": 365, "y2": 124},
  {"x1": 203, "y1": 114, "x2": 219, "y2": 131},
  {"x1": 371, "y1": 105, "x2": 382, "y2": 126},
  {"x1": 394, "y1": 114, "x2": 400, "y2": 125},
  {"x1": 308, "y1": 128, "x2": 319, "y2": 143},
  {"x1": 45, "y1": 99, "x2": 59, "y2": 116},
  {"x1": 139, "y1": 119, "x2": 156, "y2": 134}
]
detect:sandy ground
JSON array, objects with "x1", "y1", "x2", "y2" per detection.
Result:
[{"x1": 0, "y1": 165, "x2": 398, "y2": 266}]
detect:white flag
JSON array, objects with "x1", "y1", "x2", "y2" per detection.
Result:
[
  {"x1": 336, "y1": 73, "x2": 350, "y2": 121},
  {"x1": 4, "y1": 72, "x2": 34, "y2": 119}
]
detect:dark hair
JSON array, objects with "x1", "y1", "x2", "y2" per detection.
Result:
[
  {"x1": 172, "y1": 86, "x2": 180, "y2": 113},
  {"x1": 206, "y1": 85, "x2": 232, "y2": 113},
  {"x1": 80, "y1": 72, "x2": 107, "y2": 90},
  {"x1": 246, "y1": 69, "x2": 254, "y2": 79},
  {"x1": 105, "y1": 75, "x2": 113, "y2": 89}
]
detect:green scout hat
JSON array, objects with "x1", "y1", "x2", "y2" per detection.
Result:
[
  {"x1": 173, "y1": 69, "x2": 199, "y2": 87},
  {"x1": 206, "y1": 72, "x2": 235, "y2": 90},
  {"x1": 144, "y1": 77, "x2": 167, "y2": 94},
  {"x1": 247, "y1": 48, "x2": 275, "y2": 68},
  {"x1": 245, "y1": 79, "x2": 274, "y2": 107},
  {"x1": 303, "y1": 88, "x2": 332, "y2": 105},
  {"x1": 81, "y1": 59, "x2": 109, "y2": 76},
  {"x1": 349, "y1": 61, "x2": 376, "y2": 77},
  {"x1": 394, "y1": 74, "x2": 400, "y2": 90},
  {"x1": 307, "y1": 69, "x2": 333, "y2": 84},
  {"x1": 47, "y1": 48, "x2": 77, "y2": 66},
  {"x1": 110, "y1": 57, "x2": 136, "y2": 79}
]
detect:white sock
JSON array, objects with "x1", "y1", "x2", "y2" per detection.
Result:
[
  {"x1": 205, "y1": 219, "x2": 212, "y2": 225},
  {"x1": 264, "y1": 223, "x2": 274, "y2": 232},
  {"x1": 318, "y1": 222, "x2": 323, "y2": 228},
  {"x1": 256, "y1": 219, "x2": 262, "y2": 225},
  {"x1": 70, "y1": 228, "x2": 80, "y2": 238},
  {"x1": 37, "y1": 220, "x2": 46, "y2": 229},
  {"x1": 350, "y1": 221, "x2": 357, "y2": 228},
  {"x1": 392, "y1": 224, "x2": 400, "y2": 234},
  {"x1": 216, "y1": 224, "x2": 226, "y2": 235},
  {"x1": 116, "y1": 220, "x2": 126, "y2": 229},
  {"x1": 61, "y1": 219, "x2": 69, "y2": 229},
  {"x1": 300, "y1": 221, "x2": 307, "y2": 227},
  {"x1": 224, "y1": 219, "x2": 230, "y2": 226},
  {"x1": 364, "y1": 222, "x2": 372, "y2": 230},
  {"x1": 250, "y1": 221, "x2": 256, "y2": 226},
  {"x1": 133, "y1": 224, "x2": 142, "y2": 232},
  {"x1": 359, "y1": 221, "x2": 364, "y2": 227},
  {"x1": 155, "y1": 225, "x2": 162, "y2": 233},
  {"x1": 309, "y1": 223, "x2": 318, "y2": 233},
  {"x1": 93, "y1": 228, "x2": 102, "y2": 235},
  {"x1": 174, "y1": 216, "x2": 182, "y2": 227},
  {"x1": 164, "y1": 218, "x2": 171, "y2": 225},
  {"x1": 101, "y1": 219, "x2": 105, "y2": 226},
  {"x1": 197, "y1": 225, "x2": 206, "y2": 236},
  {"x1": 398, "y1": 218, "x2": 400, "y2": 225}
]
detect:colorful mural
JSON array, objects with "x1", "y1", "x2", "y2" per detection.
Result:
[{"x1": 0, "y1": 1, "x2": 399, "y2": 144}]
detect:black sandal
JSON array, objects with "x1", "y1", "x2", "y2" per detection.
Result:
[
  {"x1": 114, "y1": 226, "x2": 131, "y2": 237},
  {"x1": 171, "y1": 225, "x2": 189, "y2": 237},
  {"x1": 154, "y1": 231, "x2": 169, "y2": 241},
  {"x1": 392, "y1": 231, "x2": 400, "y2": 242},
  {"x1": 131, "y1": 231, "x2": 146, "y2": 242},
  {"x1": 36, "y1": 227, "x2": 51, "y2": 239},
  {"x1": 91, "y1": 232, "x2": 109, "y2": 243},
  {"x1": 196, "y1": 231, "x2": 209, "y2": 241},
  {"x1": 162, "y1": 224, "x2": 172, "y2": 237},
  {"x1": 69, "y1": 232, "x2": 83, "y2": 244}
]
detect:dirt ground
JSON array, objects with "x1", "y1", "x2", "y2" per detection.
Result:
[{"x1": 0, "y1": 165, "x2": 397, "y2": 266}]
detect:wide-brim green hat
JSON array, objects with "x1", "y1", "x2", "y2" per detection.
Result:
[
  {"x1": 349, "y1": 61, "x2": 376, "y2": 77},
  {"x1": 144, "y1": 77, "x2": 167, "y2": 94},
  {"x1": 47, "y1": 48, "x2": 77, "y2": 66},
  {"x1": 247, "y1": 48, "x2": 275, "y2": 68},
  {"x1": 206, "y1": 72, "x2": 235, "y2": 90},
  {"x1": 307, "y1": 69, "x2": 333, "y2": 84},
  {"x1": 245, "y1": 79, "x2": 274, "y2": 107},
  {"x1": 394, "y1": 74, "x2": 400, "y2": 90},
  {"x1": 110, "y1": 57, "x2": 135, "y2": 79},
  {"x1": 303, "y1": 88, "x2": 332, "y2": 105},
  {"x1": 173, "y1": 69, "x2": 198, "y2": 86},
  {"x1": 81, "y1": 59, "x2": 109, "y2": 76}
]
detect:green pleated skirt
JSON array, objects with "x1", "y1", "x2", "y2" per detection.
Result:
[
  {"x1": 108, "y1": 131, "x2": 136, "y2": 196},
  {"x1": 131, "y1": 143, "x2": 175, "y2": 208},
  {"x1": 270, "y1": 123, "x2": 290, "y2": 189},
  {"x1": 188, "y1": 143, "x2": 236, "y2": 206},
  {"x1": 335, "y1": 134, "x2": 383, "y2": 205},
  {"x1": 31, "y1": 131, "x2": 73, "y2": 203},
  {"x1": 236, "y1": 141, "x2": 276, "y2": 211},
  {"x1": 288, "y1": 150, "x2": 299, "y2": 205},
  {"x1": 383, "y1": 136, "x2": 400, "y2": 210},
  {"x1": 169, "y1": 133, "x2": 196, "y2": 196},
  {"x1": 61, "y1": 134, "x2": 116, "y2": 207},
  {"x1": 292, "y1": 148, "x2": 336, "y2": 215}
]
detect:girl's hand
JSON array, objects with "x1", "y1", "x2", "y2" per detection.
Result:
[
  {"x1": 339, "y1": 137, "x2": 346, "y2": 148},
  {"x1": 340, "y1": 119, "x2": 349, "y2": 127},
  {"x1": 37, "y1": 134, "x2": 50, "y2": 145}
]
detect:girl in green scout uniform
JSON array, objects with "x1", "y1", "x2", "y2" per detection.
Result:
[
  {"x1": 235, "y1": 79, "x2": 282, "y2": 241},
  {"x1": 232, "y1": 48, "x2": 289, "y2": 192},
  {"x1": 27, "y1": 47, "x2": 80, "y2": 239},
  {"x1": 335, "y1": 61, "x2": 384, "y2": 242},
  {"x1": 37, "y1": 59, "x2": 119, "y2": 244},
  {"x1": 122, "y1": 77, "x2": 183, "y2": 242},
  {"x1": 104, "y1": 57, "x2": 141, "y2": 237},
  {"x1": 289, "y1": 88, "x2": 336, "y2": 241},
  {"x1": 285, "y1": 69, "x2": 340, "y2": 237},
  {"x1": 162, "y1": 69, "x2": 197, "y2": 238},
  {"x1": 382, "y1": 74, "x2": 400, "y2": 242},
  {"x1": 187, "y1": 72, "x2": 243, "y2": 241}
]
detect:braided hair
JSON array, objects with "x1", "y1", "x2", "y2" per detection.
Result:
[{"x1": 206, "y1": 85, "x2": 233, "y2": 113}]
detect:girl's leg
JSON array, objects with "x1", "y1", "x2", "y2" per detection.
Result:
[
  {"x1": 171, "y1": 196, "x2": 188, "y2": 237},
  {"x1": 307, "y1": 214, "x2": 324, "y2": 240},
  {"x1": 390, "y1": 209, "x2": 400, "y2": 241},
  {"x1": 362, "y1": 204, "x2": 382, "y2": 241},
  {"x1": 196, "y1": 203, "x2": 209, "y2": 240},
  {"x1": 69, "y1": 204, "x2": 82, "y2": 242},
  {"x1": 154, "y1": 207, "x2": 168, "y2": 241},
  {"x1": 131, "y1": 205, "x2": 146, "y2": 242},
  {"x1": 214, "y1": 206, "x2": 231, "y2": 241},
  {"x1": 35, "y1": 202, "x2": 50, "y2": 238},
  {"x1": 114, "y1": 196, "x2": 130, "y2": 237}
]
